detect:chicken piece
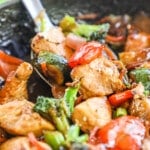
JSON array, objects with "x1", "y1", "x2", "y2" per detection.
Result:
[
  {"x1": 31, "y1": 27, "x2": 73, "y2": 60},
  {"x1": 128, "y1": 95, "x2": 150, "y2": 122},
  {"x1": 124, "y1": 32, "x2": 150, "y2": 52},
  {"x1": 0, "y1": 100, "x2": 54, "y2": 136},
  {"x1": 71, "y1": 57, "x2": 125, "y2": 99},
  {"x1": 0, "y1": 62, "x2": 33, "y2": 104},
  {"x1": 142, "y1": 138, "x2": 150, "y2": 150},
  {"x1": 0, "y1": 136, "x2": 51, "y2": 150},
  {"x1": 119, "y1": 48, "x2": 150, "y2": 66},
  {"x1": 72, "y1": 97, "x2": 112, "y2": 133}
]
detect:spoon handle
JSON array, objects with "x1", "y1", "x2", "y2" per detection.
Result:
[{"x1": 22, "y1": 0, "x2": 53, "y2": 32}]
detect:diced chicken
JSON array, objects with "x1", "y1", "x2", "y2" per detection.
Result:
[
  {"x1": 72, "y1": 97, "x2": 112, "y2": 133},
  {"x1": 31, "y1": 27, "x2": 73, "y2": 60},
  {"x1": 0, "y1": 136, "x2": 51, "y2": 150},
  {"x1": 119, "y1": 48, "x2": 150, "y2": 66},
  {"x1": 0, "y1": 62, "x2": 33, "y2": 104},
  {"x1": 129, "y1": 95, "x2": 150, "y2": 122},
  {"x1": 142, "y1": 138, "x2": 150, "y2": 150},
  {"x1": 71, "y1": 57, "x2": 125, "y2": 99},
  {"x1": 0, "y1": 100, "x2": 54, "y2": 136},
  {"x1": 124, "y1": 32, "x2": 150, "y2": 52}
]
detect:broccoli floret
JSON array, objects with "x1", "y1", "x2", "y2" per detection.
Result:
[
  {"x1": 33, "y1": 95, "x2": 70, "y2": 135},
  {"x1": 33, "y1": 96, "x2": 57, "y2": 120},
  {"x1": 59, "y1": 15, "x2": 110, "y2": 41},
  {"x1": 33, "y1": 85, "x2": 88, "y2": 150},
  {"x1": 129, "y1": 68, "x2": 150, "y2": 95},
  {"x1": 73, "y1": 23, "x2": 110, "y2": 41}
]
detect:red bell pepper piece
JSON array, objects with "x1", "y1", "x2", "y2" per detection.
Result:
[
  {"x1": 68, "y1": 41, "x2": 105, "y2": 68},
  {"x1": 0, "y1": 50, "x2": 23, "y2": 79},
  {"x1": 108, "y1": 90, "x2": 134, "y2": 107}
]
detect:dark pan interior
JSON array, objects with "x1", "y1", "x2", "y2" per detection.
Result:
[{"x1": 42, "y1": 0, "x2": 150, "y2": 25}]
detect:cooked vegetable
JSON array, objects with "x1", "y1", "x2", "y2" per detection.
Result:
[
  {"x1": 0, "y1": 50, "x2": 23, "y2": 79},
  {"x1": 37, "y1": 51, "x2": 69, "y2": 85},
  {"x1": 129, "y1": 68, "x2": 150, "y2": 95},
  {"x1": 113, "y1": 107, "x2": 128, "y2": 118},
  {"x1": 68, "y1": 41, "x2": 105, "y2": 68},
  {"x1": 34, "y1": 96, "x2": 70, "y2": 134},
  {"x1": 59, "y1": 15, "x2": 77, "y2": 33},
  {"x1": 60, "y1": 15, "x2": 110, "y2": 40},
  {"x1": 73, "y1": 23, "x2": 110, "y2": 41},
  {"x1": 89, "y1": 116, "x2": 145, "y2": 150},
  {"x1": 108, "y1": 89, "x2": 134, "y2": 107},
  {"x1": 34, "y1": 85, "x2": 88, "y2": 149},
  {"x1": 44, "y1": 131, "x2": 65, "y2": 150}
]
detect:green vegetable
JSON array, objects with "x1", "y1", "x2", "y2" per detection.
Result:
[
  {"x1": 89, "y1": 23, "x2": 110, "y2": 42},
  {"x1": 34, "y1": 85, "x2": 88, "y2": 149},
  {"x1": 59, "y1": 15, "x2": 77, "y2": 33},
  {"x1": 73, "y1": 23, "x2": 110, "y2": 41},
  {"x1": 44, "y1": 131, "x2": 65, "y2": 150},
  {"x1": 37, "y1": 51, "x2": 69, "y2": 85},
  {"x1": 60, "y1": 15, "x2": 110, "y2": 41},
  {"x1": 113, "y1": 107, "x2": 127, "y2": 118},
  {"x1": 33, "y1": 96, "x2": 57, "y2": 120},
  {"x1": 34, "y1": 95, "x2": 70, "y2": 134},
  {"x1": 38, "y1": 51, "x2": 67, "y2": 71},
  {"x1": 129, "y1": 68, "x2": 150, "y2": 94},
  {"x1": 66, "y1": 124, "x2": 80, "y2": 142},
  {"x1": 64, "y1": 84, "x2": 79, "y2": 116}
]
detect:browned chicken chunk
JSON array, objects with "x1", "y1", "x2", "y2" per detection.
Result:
[
  {"x1": 124, "y1": 32, "x2": 150, "y2": 52},
  {"x1": 0, "y1": 100, "x2": 54, "y2": 136},
  {"x1": 0, "y1": 62, "x2": 33, "y2": 104},
  {"x1": 72, "y1": 96, "x2": 112, "y2": 133},
  {"x1": 119, "y1": 48, "x2": 150, "y2": 66},
  {"x1": 31, "y1": 27, "x2": 73, "y2": 60},
  {"x1": 0, "y1": 136, "x2": 51, "y2": 150},
  {"x1": 129, "y1": 95, "x2": 150, "y2": 122},
  {"x1": 71, "y1": 57, "x2": 125, "y2": 99}
]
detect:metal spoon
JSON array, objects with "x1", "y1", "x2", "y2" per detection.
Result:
[
  {"x1": 22, "y1": 0, "x2": 54, "y2": 87},
  {"x1": 21, "y1": 0, "x2": 54, "y2": 32}
]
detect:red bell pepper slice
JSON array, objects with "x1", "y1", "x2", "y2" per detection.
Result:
[
  {"x1": 0, "y1": 50, "x2": 23, "y2": 79},
  {"x1": 108, "y1": 90, "x2": 134, "y2": 107},
  {"x1": 68, "y1": 41, "x2": 105, "y2": 68}
]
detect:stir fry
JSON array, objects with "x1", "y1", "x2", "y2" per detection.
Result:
[{"x1": 0, "y1": 13, "x2": 150, "y2": 150}]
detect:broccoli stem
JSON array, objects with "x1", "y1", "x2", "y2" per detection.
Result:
[
  {"x1": 48, "y1": 105, "x2": 70, "y2": 135},
  {"x1": 44, "y1": 131, "x2": 65, "y2": 150},
  {"x1": 34, "y1": 85, "x2": 88, "y2": 149},
  {"x1": 64, "y1": 84, "x2": 79, "y2": 116}
]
